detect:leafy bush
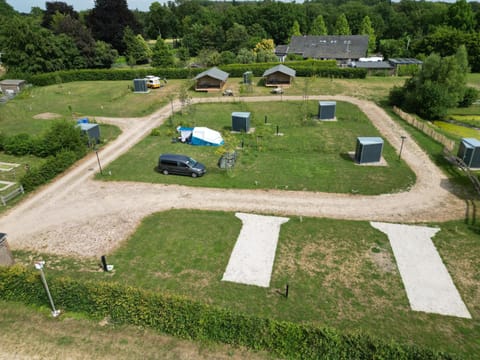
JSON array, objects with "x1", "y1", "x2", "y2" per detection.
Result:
[
  {"x1": 3, "y1": 133, "x2": 36, "y2": 156},
  {"x1": 458, "y1": 86, "x2": 479, "y2": 108},
  {"x1": 0, "y1": 266, "x2": 455, "y2": 360},
  {"x1": 20, "y1": 150, "x2": 78, "y2": 192},
  {"x1": 39, "y1": 121, "x2": 87, "y2": 158},
  {"x1": 0, "y1": 132, "x2": 5, "y2": 151}
]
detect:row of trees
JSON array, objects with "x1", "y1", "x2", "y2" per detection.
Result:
[{"x1": 1, "y1": 0, "x2": 479, "y2": 73}]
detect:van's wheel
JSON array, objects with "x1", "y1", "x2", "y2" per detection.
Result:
[
  {"x1": 191, "y1": 172, "x2": 198, "y2": 178},
  {"x1": 162, "y1": 169, "x2": 169, "y2": 175}
]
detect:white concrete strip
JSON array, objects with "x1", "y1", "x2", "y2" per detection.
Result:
[
  {"x1": 222, "y1": 213, "x2": 289, "y2": 287},
  {"x1": 371, "y1": 222, "x2": 471, "y2": 319}
]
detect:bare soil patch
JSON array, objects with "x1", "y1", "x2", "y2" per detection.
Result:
[{"x1": 33, "y1": 112, "x2": 62, "y2": 120}]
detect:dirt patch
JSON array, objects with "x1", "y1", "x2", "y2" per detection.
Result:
[
  {"x1": 33, "y1": 112, "x2": 63, "y2": 120},
  {"x1": 367, "y1": 249, "x2": 397, "y2": 273}
]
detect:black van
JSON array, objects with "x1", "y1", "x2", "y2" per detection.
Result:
[{"x1": 158, "y1": 153, "x2": 206, "y2": 178}]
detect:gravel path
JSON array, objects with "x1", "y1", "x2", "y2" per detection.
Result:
[{"x1": 0, "y1": 96, "x2": 465, "y2": 257}]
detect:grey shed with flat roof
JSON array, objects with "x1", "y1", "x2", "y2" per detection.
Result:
[
  {"x1": 458, "y1": 138, "x2": 480, "y2": 168},
  {"x1": 77, "y1": 123, "x2": 100, "y2": 144},
  {"x1": 232, "y1": 112, "x2": 251, "y2": 132},
  {"x1": 318, "y1": 101, "x2": 336, "y2": 120},
  {"x1": 355, "y1": 137, "x2": 383, "y2": 164}
]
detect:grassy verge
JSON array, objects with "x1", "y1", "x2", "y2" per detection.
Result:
[
  {"x1": 0, "y1": 300, "x2": 271, "y2": 360},
  {"x1": 13, "y1": 210, "x2": 480, "y2": 358},
  {"x1": 102, "y1": 101, "x2": 415, "y2": 194}
]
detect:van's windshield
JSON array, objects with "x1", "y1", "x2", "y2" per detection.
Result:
[{"x1": 185, "y1": 158, "x2": 197, "y2": 167}]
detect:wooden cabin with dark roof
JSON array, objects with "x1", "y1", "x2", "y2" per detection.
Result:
[
  {"x1": 262, "y1": 64, "x2": 296, "y2": 87},
  {"x1": 194, "y1": 67, "x2": 229, "y2": 92}
]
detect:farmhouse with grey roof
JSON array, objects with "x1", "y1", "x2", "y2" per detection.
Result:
[
  {"x1": 194, "y1": 67, "x2": 229, "y2": 92},
  {"x1": 279, "y1": 35, "x2": 369, "y2": 65}
]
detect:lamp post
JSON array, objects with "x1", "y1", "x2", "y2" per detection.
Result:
[
  {"x1": 399, "y1": 135, "x2": 407, "y2": 160},
  {"x1": 34, "y1": 261, "x2": 60, "y2": 317}
]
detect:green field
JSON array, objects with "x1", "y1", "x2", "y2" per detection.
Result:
[
  {"x1": 2, "y1": 75, "x2": 480, "y2": 358},
  {"x1": 102, "y1": 101, "x2": 415, "y2": 194},
  {"x1": 13, "y1": 210, "x2": 480, "y2": 358},
  {"x1": 0, "y1": 76, "x2": 408, "y2": 136}
]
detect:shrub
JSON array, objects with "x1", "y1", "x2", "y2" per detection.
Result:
[
  {"x1": 20, "y1": 150, "x2": 78, "y2": 192},
  {"x1": 39, "y1": 121, "x2": 87, "y2": 158},
  {"x1": 3, "y1": 133, "x2": 36, "y2": 156},
  {"x1": 458, "y1": 86, "x2": 479, "y2": 108}
]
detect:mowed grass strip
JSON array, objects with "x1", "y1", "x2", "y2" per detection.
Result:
[
  {"x1": 103, "y1": 101, "x2": 415, "y2": 194},
  {"x1": 14, "y1": 209, "x2": 479, "y2": 358},
  {"x1": 0, "y1": 300, "x2": 271, "y2": 360}
]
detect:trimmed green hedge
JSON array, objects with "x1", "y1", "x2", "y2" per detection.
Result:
[
  {"x1": 25, "y1": 61, "x2": 365, "y2": 86},
  {"x1": 20, "y1": 150, "x2": 78, "y2": 192},
  {"x1": 0, "y1": 266, "x2": 455, "y2": 360}
]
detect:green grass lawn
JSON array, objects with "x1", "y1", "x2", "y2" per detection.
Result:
[
  {"x1": 101, "y1": 101, "x2": 415, "y2": 195},
  {"x1": 0, "y1": 76, "x2": 406, "y2": 136},
  {"x1": 0, "y1": 300, "x2": 270, "y2": 360},
  {"x1": 0, "y1": 80, "x2": 176, "y2": 134},
  {"x1": 13, "y1": 210, "x2": 480, "y2": 358}
]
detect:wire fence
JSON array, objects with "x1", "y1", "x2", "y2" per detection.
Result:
[{"x1": 393, "y1": 107, "x2": 456, "y2": 152}]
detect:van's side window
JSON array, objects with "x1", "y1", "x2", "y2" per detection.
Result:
[{"x1": 161, "y1": 160, "x2": 177, "y2": 166}]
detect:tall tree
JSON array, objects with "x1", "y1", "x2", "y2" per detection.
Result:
[
  {"x1": 0, "y1": 0, "x2": 16, "y2": 18},
  {"x1": 390, "y1": 46, "x2": 470, "y2": 119},
  {"x1": 446, "y1": 0, "x2": 476, "y2": 32},
  {"x1": 146, "y1": 2, "x2": 177, "y2": 40},
  {"x1": 0, "y1": 16, "x2": 81, "y2": 73},
  {"x1": 290, "y1": 20, "x2": 302, "y2": 37},
  {"x1": 86, "y1": 0, "x2": 139, "y2": 54},
  {"x1": 224, "y1": 23, "x2": 249, "y2": 53},
  {"x1": 333, "y1": 13, "x2": 351, "y2": 35},
  {"x1": 359, "y1": 15, "x2": 376, "y2": 54},
  {"x1": 42, "y1": 1, "x2": 78, "y2": 29},
  {"x1": 310, "y1": 15, "x2": 328, "y2": 35},
  {"x1": 123, "y1": 27, "x2": 150, "y2": 65},
  {"x1": 151, "y1": 37, "x2": 174, "y2": 67},
  {"x1": 91, "y1": 40, "x2": 117, "y2": 68},
  {"x1": 50, "y1": 13, "x2": 97, "y2": 67}
]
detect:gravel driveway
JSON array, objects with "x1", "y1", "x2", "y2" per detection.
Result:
[{"x1": 0, "y1": 96, "x2": 465, "y2": 257}]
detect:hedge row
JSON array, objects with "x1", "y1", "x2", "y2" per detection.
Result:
[
  {"x1": 25, "y1": 61, "x2": 365, "y2": 86},
  {"x1": 0, "y1": 266, "x2": 455, "y2": 360},
  {"x1": 20, "y1": 150, "x2": 78, "y2": 192}
]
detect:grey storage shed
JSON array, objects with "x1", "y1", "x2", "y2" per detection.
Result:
[
  {"x1": 232, "y1": 112, "x2": 251, "y2": 132},
  {"x1": 77, "y1": 123, "x2": 100, "y2": 144},
  {"x1": 133, "y1": 78, "x2": 148, "y2": 93},
  {"x1": 458, "y1": 138, "x2": 480, "y2": 168},
  {"x1": 318, "y1": 101, "x2": 336, "y2": 120},
  {"x1": 355, "y1": 137, "x2": 383, "y2": 164}
]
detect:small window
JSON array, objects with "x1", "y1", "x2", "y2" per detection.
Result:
[{"x1": 161, "y1": 160, "x2": 177, "y2": 166}]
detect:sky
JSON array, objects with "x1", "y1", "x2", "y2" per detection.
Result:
[
  {"x1": 7, "y1": 0, "x2": 162, "y2": 13},
  {"x1": 6, "y1": 0, "x2": 460, "y2": 14}
]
